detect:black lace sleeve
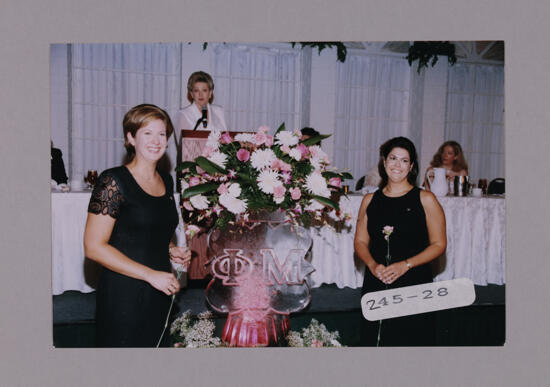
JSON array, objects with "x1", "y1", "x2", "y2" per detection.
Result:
[{"x1": 88, "y1": 172, "x2": 125, "y2": 219}]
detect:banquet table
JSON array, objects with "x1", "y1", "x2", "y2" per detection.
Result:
[
  {"x1": 51, "y1": 190, "x2": 185, "y2": 295},
  {"x1": 52, "y1": 191, "x2": 505, "y2": 295},
  {"x1": 307, "y1": 193, "x2": 505, "y2": 288}
]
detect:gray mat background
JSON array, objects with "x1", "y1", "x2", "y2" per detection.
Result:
[{"x1": 1, "y1": 0, "x2": 549, "y2": 386}]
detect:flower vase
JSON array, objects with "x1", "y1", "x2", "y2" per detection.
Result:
[{"x1": 205, "y1": 211, "x2": 315, "y2": 347}]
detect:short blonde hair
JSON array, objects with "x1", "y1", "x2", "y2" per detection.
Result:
[{"x1": 186, "y1": 71, "x2": 214, "y2": 103}]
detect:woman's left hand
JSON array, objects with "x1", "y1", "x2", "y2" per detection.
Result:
[
  {"x1": 379, "y1": 261, "x2": 410, "y2": 284},
  {"x1": 169, "y1": 246, "x2": 192, "y2": 268}
]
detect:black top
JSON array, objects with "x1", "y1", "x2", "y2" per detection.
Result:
[
  {"x1": 87, "y1": 166, "x2": 179, "y2": 347},
  {"x1": 360, "y1": 186, "x2": 435, "y2": 346}
]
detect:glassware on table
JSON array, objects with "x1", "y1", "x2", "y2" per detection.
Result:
[
  {"x1": 478, "y1": 179, "x2": 488, "y2": 195},
  {"x1": 85, "y1": 170, "x2": 98, "y2": 189}
]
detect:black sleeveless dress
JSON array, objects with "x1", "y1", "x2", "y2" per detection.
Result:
[
  {"x1": 88, "y1": 166, "x2": 179, "y2": 347},
  {"x1": 360, "y1": 186, "x2": 436, "y2": 346}
]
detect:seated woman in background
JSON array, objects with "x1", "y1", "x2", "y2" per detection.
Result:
[
  {"x1": 176, "y1": 71, "x2": 228, "y2": 131},
  {"x1": 424, "y1": 140, "x2": 469, "y2": 190}
]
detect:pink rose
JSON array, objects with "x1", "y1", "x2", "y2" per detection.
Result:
[
  {"x1": 220, "y1": 132, "x2": 233, "y2": 144},
  {"x1": 290, "y1": 187, "x2": 301, "y2": 200},
  {"x1": 217, "y1": 183, "x2": 229, "y2": 195},
  {"x1": 236, "y1": 148, "x2": 250, "y2": 162},
  {"x1": 329, "y1": 177, "x2": 342, "y2": 188},
  {"x1": 183, "y1": 201, "x2": 194, "y2": 211},
  {"x1": 189, "y1": 176, "x2": 201, "y2": 187},
  {"x1": 273, "y1": 184, "x2": 286, "y2": 199},
  {"x1": 265, "y1": 135, "x2": 274, "y2": 147}
]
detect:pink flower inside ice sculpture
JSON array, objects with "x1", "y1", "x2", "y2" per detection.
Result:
[{"x1": 205, "y1": 213, "x2": 315, "y2": 347}]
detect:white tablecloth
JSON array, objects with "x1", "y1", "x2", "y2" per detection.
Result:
[
  {"x1": 307, "y1": 194, "x2": 506, "y2": 288},
  {"x1": 51, "y1": 191, "x2": 185, "y2": 295},
  {"x1": 52, "y1": 191, "x2": 505, "y2": 295}
]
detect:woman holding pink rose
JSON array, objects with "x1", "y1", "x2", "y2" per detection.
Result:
[
  {"x1": 354, "y1": 136, "x2": 446, "y2": 346},
  {"x1": 84, "y1": 104, "x2": 192, "y2": 347}
]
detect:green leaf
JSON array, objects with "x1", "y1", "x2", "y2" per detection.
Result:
[
  {"x1": 311, "y1": 195, "x2": 340, "y2": 211},
  {"x1": 195, "y1": 156, "x2": 227, "y2": 174},
  {"x1": 341, "y1": 172, "x2": 354, "y2": 180},
  {"x1": 236, "y1": 172, "x2": 255, "y2": 184},
  {"x1": 175, "y1": 161, "x2": 197, "y2": 172},
  {"x1": 182, "y1": 182, "x2": 220, "y2": 198},
  {"x1": 301, "y1": 134, "x2": 331, "y2": 146},
  {"x1": 322, "y1": 171, "x2": 339, "y2": 179}
]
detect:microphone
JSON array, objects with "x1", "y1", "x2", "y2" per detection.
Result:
[{"x1": 201, "y1": 105, "x2": 208, "y2": 128}]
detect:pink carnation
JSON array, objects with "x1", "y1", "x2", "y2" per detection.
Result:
[
  {"x1": 217, "y1": 183, "x2": 230, "y2": 195},
  {"x1": 201, "y1": 145, "x2": 215, "y2": 157},
  {"x1": 265, "y1": 135, "x2": 274, "y2": 147},
  {"x1": 290, "y1": 187, "x2": 301, "y2": 200},
  {"x1": 189, "y1": 176, "x2": 201, "y2": 187},
  {"x1": 220, "y1": 131, "x2": 233, "y2": 144},
  {"x1": 254, "y1": 131, "x2": 267, "y2": 146},
  {"x1": 296, "y1": 143, "x2": 309, "y2": 158},
  {"x1": 329, "y1": 177, "x2": 342, "y2": 188},
  {"x1": 273, "y1": 184, "x2": 286, "y2": 199},
  {"x1": 236, "y1": 148, "x2": 250, "y2": 162},
  {"x1": 280, "y1": 145, "x2": 291, "y2": 154}
]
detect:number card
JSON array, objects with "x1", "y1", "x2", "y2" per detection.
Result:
[{"x1": 361, "y1": 278, "x2": 475, "y2": 321}]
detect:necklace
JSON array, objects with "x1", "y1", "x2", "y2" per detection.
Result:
[{"x1": 383, "y1": 185, "x2": 412, "y2": 197}]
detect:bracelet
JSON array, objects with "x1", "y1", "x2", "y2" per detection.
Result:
[{"x1": 405, "y1": 260, "x2": 412, "y2": 270}]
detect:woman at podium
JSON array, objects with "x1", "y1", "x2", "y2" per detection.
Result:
[{"x1": 176, "y1": 71, "x2": 228, "y2": 131}]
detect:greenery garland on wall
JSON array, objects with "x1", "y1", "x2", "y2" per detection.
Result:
[
  {"x1": 406, "y1": 41, "x2": 457, "y2": 73},
  {"x1": 201, "y1": 42, "x2": 348, "y2": 63}
]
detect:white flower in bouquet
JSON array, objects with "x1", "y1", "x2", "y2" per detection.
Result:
[
  {"x1": 206, "y1": 130, "x2": 222, "y2": 149},
  {"x1": 288, "y1": 148, "x2": 302, "y2": 161},
  {"x1": 275, "y1": 130, "x2": 299, "y2": 147},
  {"x1": 257, "y1": 169, "x2": 281, "y2": 194},
  {"x1": 190, "y1": 194, "x2": 209, "y2": 210},
  {"x1": 219, "y1": 183, "x2": 247, "y2": 214},
  {"x1": 208, "y1": 151, "x2": 228, "y2": 168},
  {"x1": 234, "y1": 133, "x2": 256, "y2": 143},
  {"x1": 305, "y1": 171, "x2": 331, "y2": 197},
  {"x1": 250, "y1": 148, "x2": 277, "y2": 170},
  {"x1": 305, "y1": 199, "x2": 325, "y2": 212}
]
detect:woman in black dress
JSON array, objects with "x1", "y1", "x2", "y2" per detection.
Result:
[
  {"x1": 354, "y1": 137, "x2": 446, "y2": 346},
  {"x1": 84, "y1": 104, "x2": 191, "y2": 347}
]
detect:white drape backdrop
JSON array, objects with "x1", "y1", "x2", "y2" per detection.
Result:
[
  {"x1": 70, "y1": 43, "x2": 181, "y2": 182},
  {"x1": 212, "y1": 44, "x2": 304, "y2": 132},
  {"x1": 445, "y1": 63, "x2": 504, "y2": 182},
  {"x1": 68, "y1": 43, "x2": 304, "y2": 185},
  {"x1": 332, "y1": 54, "x2": 411, "y2": 188}
]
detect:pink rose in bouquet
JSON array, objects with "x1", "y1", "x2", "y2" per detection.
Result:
[{"x1": 236, "y1": 148, "x2": 250, "y2": 162}]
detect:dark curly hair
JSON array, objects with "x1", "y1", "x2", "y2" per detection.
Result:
[{"x1": 378, "y1": 136, "x2": 419, "y2": 189}]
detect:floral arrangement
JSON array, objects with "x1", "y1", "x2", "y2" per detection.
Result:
[
  {"x1": 286, "y1": 319, "x2": 342, "y2": 347},
  {"x1": 177, "y1": 124, "x2": 353, "y2": 230},
  {"x1": 170, "y1": 310, "x2": 222, "y2": 348}
]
